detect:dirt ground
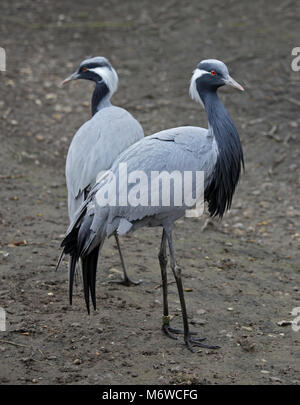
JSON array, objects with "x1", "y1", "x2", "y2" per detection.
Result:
[{"x1": 0, "y1": 0, "x2": 300, "y2": 385}]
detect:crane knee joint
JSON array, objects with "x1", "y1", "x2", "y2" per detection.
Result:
[
  {"x1": 158, "y1": 253, "x2": 168, "y2": 266},
  {"x1": 173, "y1": 265, "x2": 181, "y2": 278}
]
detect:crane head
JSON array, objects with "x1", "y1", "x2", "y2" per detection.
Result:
[
  {"x1": 189, "y1": 59, "x2": 244, "y2": 105},
  {"x1": 60, "y1": 56, "x2": 118, "y2": 97}
]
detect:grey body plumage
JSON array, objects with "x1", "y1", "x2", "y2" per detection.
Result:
[
  {"x1": 66, "y1": 105, "x2": 143, "y2": 219},
  {"x1": 61, "y1": 59, "x2": 245, "y2": 351}
]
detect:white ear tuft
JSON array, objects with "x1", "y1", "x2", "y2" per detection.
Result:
[
  {"x1": 189, "y1": 69, "x2": 208, "y2": 107},
  {"x1": 88, "y1": 66, "x2": 118, "y2": 97}
]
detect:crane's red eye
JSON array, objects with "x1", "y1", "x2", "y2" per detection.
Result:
[
  {"x1": 211, "y1": 70, "x2": 217, "y2": 76},
  {"x1": 82, "y1": 67, "x2": 87, "y2": 72}
]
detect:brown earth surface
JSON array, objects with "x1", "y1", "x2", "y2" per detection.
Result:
[{"x1": 0, "y1": 0, "x2": 300, "y2": 385}]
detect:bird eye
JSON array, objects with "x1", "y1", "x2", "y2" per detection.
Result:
[
  {"x1": 82, "y1": 67, "x2": 87, "y2": 72},
  {"x1": 211, "y1": 70, "x2": 217, "y2": 76}
]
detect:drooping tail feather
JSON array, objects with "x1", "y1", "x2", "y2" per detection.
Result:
[
  {"x1": 81, "y1": 247, "x2": 100, "y2": 313},
  {"x1": 64, "y1": 212, "x2": 98, "y2": 312},
  {"x1": 58, "y1": 185, "x2": 107, "y2": 313},
  {"x1": 69, "y1": 254, "x2": 77, "y2": 306},
  {"x1": 61, "y1": 226, "x2": 80, "y2": 257},
  {"x1": 55, "y1": 250, "x2": 65, "y2": 272}
]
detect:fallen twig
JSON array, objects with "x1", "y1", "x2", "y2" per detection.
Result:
[
  {"x1": 0, "y1": 174, "x2": 24, "y2": 180},
  {"x1": 286, "y1": 97, "x2": 300, "y2": 108},
  {"x1": 0, "y1": 339, "x2": 28, "y2": 348}
]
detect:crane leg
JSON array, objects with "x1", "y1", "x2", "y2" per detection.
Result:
[
  {"x1": 159, "y1": 229, "x2": 176, "y2": 339},
  {"x1": 108, "y1": 232, "x2": 142, "y2": 286},
  {"x1": 159, "y1": 229, "x2": 195, "y2": 339},
  {"x1": 165, "y1": 228, "x2": 220, "y2": 352}
]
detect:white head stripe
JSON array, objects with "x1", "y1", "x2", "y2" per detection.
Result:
[
  {"x1": 189, "y1": 68, "x2": 209, "y2": 107},
  {"x1": 192, "y1": 69, "x2": 209, "y2": 79},
  {"x1": 88, "y1": 66, "x2": 118, "y2": 96}
]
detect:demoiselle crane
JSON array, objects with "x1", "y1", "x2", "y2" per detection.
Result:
[
  {"x1": 59, "y1": 59, "x2": 244, "y2": 351},
  {"x1": 60, "y1": 56, "x2": 144, "y2": 288}
]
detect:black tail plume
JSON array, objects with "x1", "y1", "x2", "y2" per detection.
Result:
[
  {"x1": 55, "y1": 250, "x2": 65, "y2": 272},
  {"x1": 81, "y1": 247, "x2": 100, "y2": 313},
  {"x1": 69, "y1": 254, "x2": 77, "y2": 305}
]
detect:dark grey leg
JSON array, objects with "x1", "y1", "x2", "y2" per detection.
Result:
[
  {"x1": 165, "y1": 228, "x2": 220, "y2": 352},
  {"x1": 159, "y1": 229, "x2": 168, "y2": 318},
  {"x1": 159, "y1": 229, "x2": 198, "y2": 339},
  {"x1": 108, "y1": 232, "x2": 142, "y2": 286},
  {"x1": 159, "y1": 229, "x2": 179, "y2": 339}
]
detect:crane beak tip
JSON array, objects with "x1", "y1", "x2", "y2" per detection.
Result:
[
  {"x1": 226, "y1": 76, "x2": 244, "y2": 91},
  {"x1": 59, "y1": 72, "x2": 80, "y2": 88},
  {"x1": 59, "y1": 79, "x2": 68, "y2": 88}
]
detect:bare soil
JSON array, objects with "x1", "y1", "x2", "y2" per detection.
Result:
[{"x1": 0, "y1": 0, "x2": 300, "y2": 385}]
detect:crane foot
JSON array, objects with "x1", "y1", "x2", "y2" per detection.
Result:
[
  {"x1": 162, "y1": 324, "x2": 204, "y2": 341},
  {"x1": 185, "y1": 333, "x2": 220, "y2": 352},
  {"x1": 108, "y1": 277, "x2": 142, "y2": 287}
]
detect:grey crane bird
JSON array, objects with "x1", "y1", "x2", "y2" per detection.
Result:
[
  {"x1": 60, "y1": 59, "x2": 244, "y2": 351},
  {"x1": 60, "y1": 56, "x2": 144, "y2": 290}
]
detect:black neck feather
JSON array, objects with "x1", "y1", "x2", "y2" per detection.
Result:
[
  {"x1": 91, "y1": 81, "x2": 109, "y2": 116},
  {"x1": 201, "y1": 90, "x2": 244, "y2": 218}
]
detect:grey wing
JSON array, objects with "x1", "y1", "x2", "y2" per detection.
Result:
[
  {"x1": 67, "y1": 189, "x2": 85, "y2": 221},
  {"x1": 92, "y1": 126, "x2": 218, "y2": 235},
  {"x1": 66, "y1": 106, "x2": 144, "y2": 221}
]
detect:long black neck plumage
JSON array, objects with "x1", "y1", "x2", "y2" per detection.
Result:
[
  {"x1": 201, "y1": 90, "x2": 244, "y2": 218},
  {"x1": 91, "y1": 81, "x2": 109, "y2": 116}
]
